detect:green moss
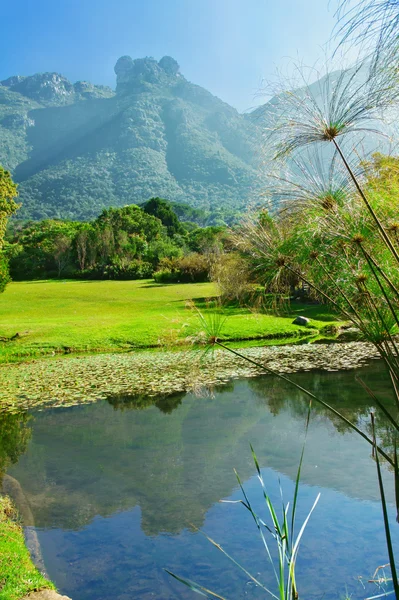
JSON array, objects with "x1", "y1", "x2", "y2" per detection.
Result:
[{"x1": 0, "y1": 495, "x2": 54, "y2": 600}]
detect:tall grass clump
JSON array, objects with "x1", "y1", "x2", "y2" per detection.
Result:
[{"x1": 167, "y1": 410, "x2": 319, "y2": 600}]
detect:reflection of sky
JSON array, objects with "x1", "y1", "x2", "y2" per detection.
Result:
[
  {"x1": 1, "y1": 0, "x2": 361, "y2": 112},
  {"x1": 38, "y1": 469, "x2": 396, "y2": 600}
]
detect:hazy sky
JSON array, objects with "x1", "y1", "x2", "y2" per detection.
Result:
[{"x1": 2, "y1": 0, "x2": 357, "y2": 112}]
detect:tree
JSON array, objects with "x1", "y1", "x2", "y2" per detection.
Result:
[
  {"x1": 143, "y1": 198, "x2": 185, "y2": 237},
  {"x1": 75, "y1": 226, "x2": 91, "y2": 272},
  {"x1": 53, "y1": 234, "x2": 72, "y2": 277},
  {"x1": 96, "y1": 205, "x2": 164, "y2": 242},
  {"x1": 0, "y1": 167, "x2": 19, "y2": 292},
  {"x1": 9, "y1": 219, "x2": 78, "y2": 279},
  {"x1": 188, "y1": 226, "x2": 226, "y2": 254}
]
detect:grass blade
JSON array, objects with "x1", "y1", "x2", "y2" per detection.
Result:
[
  {"x1": 370, "y1": 412, "x2": 399, "y2": 600},
  {"x1": 192, "y1": 525, "x2": 279, "y2": 599},
  {"x1": 291, "y1": 400, "x2": 312, "y2": 541},
  {"x1": 164, "y1": 570, "x2": 228, "y2": 599}
]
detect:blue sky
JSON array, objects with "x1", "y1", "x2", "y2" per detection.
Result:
[{"x1": 2, "y1": 0, "x2": 356, "y2": 111}]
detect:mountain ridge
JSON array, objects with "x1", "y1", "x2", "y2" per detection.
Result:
[{"x1": 0, "y1": 56, "x2": 262, "y2": 221}]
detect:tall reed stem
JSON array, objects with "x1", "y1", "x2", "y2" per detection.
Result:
[{"x1": 371, "y1": 412, "x2": 399, "y2": 599}]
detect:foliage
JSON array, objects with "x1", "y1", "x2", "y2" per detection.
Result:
[
  {"x1": 235, "y1": 152, "x2": 399, "y2": 352},
  {"x1": 8, "y1": 204, "x2": 180, "y2": 280},
  {"x1": 9, "y1": 219, "x2": 80, "y2": 279},
  {"x1": 153, "y1": 253, "x2": 209, "y2": 283},
  {"x1": 335, "y1": 0, "x2": 399, "y2": 68},
  {"x1": 7, "y1": 201, "x2": 232, "y2": 282},
  {"x1": 233, "y1": 50, "x2": 399, "y2": 592},
  {"x1": 210, "y1": 252, "x2": 251, "y2": 300},
  {"x1": 0, "y1": 167, "x2": 19, "y2": 291},
  {"x1": 188, "y1": 226, "x2": 227, "y2": 253},
  {"x1": 143, "y1": 197, "x2": 186, "y2": 237},
  {"x1": 79, "y1": 258, "x2": 153, "y2": 280},
  {"x1": 0, "y1": 167, "x2": 19, "y2": 247}
]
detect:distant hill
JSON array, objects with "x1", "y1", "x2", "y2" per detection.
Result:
[
  {"x1": 1, "y1": 56, "x2": 262, "y2": 221},
  {"x1": 2, "y1": 58, "x2": 390, "y2": 222}
]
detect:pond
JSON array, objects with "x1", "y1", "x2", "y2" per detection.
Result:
[{"x1": 2, "y1": 359, "x2": 399, "y2": 600}]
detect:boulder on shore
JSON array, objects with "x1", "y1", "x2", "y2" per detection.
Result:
[{"x1": 292, "y1": 316, "x2": 310, "y2": 326}]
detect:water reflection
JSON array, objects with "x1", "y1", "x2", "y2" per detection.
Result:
[
  {"x1": 107, "y1": 391, "x2": 185, "y2": 414},
  {"x1": 1, "y1": 361, "x2": 398, "y2": 600},
  {"x1": 0, "y1": 410, "x2": 32, "y2": 480}
]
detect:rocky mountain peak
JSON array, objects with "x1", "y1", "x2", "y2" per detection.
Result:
[
  {"x1": 114, "y1": 55, "x2": 182, "y2": 93},
  {"x1": 1, "y1": 72, "x2": 75, "y2": 105},
  {"x1": 158, "y1": 56, "x2": 180, "y2": 76}
]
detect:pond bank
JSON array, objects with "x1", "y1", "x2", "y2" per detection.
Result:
[
  {"x1": 0, "y1": 341, "x2": 380, "y2": 411},
  {"x1": 0, "y1": 495, "x2": 55, "y2": 600}
]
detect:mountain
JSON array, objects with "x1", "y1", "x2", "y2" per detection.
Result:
[{"x1": 1, "y1": 56, "x2": 262, "y2": 221}]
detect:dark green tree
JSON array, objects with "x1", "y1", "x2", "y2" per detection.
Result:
[
  {"x1": 143, "y1": 198, "x2": 186, "y2": 237},
  {"x1": 0, "y1": 167, "x2": 19, "y2": 292}
]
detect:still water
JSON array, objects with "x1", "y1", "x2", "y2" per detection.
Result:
[{"x1": 3, "y1": 360, "x2": 399, "y2": 600}]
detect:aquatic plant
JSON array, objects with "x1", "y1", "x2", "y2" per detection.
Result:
[
  {"x1": 166, "y1": 415, "x2": 320, "y2": 600},
  {"x1": 214, "y1": 49, "x2": 399, "y2": 596},
  {"x1": 335, "y1": 0, "x2": 399, "y2": 68}
]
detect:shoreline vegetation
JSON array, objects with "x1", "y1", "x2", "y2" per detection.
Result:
[
  {"x1": 0, "y1": 279, "x2": 345, "y2": 365},
  {"x1": 0, "y1": 495, "x2": 54, "y2": 600}
]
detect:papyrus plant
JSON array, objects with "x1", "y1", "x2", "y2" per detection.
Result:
[{"x1": 236, "y1": 58, "x2": 399, "y2": 595}]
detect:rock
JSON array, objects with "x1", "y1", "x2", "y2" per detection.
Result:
[
  {"x1": 159, "y1": 56, "x2": 180, "y2": 76},
  {"x1": 115, "y1": 56, "x2": 164, "y2": 92},
  {"x1": 336, "y1": 327, "x2": 362, "y2": 342},
  {"x1": 115, "y1": 55, "x2": 183, "y2": 94},
  {"x1": 2, "y1": 72, "x2": 75, "y2": 106},
  {"x1": 1, "y1": 75, "x2": 26, "y2": 87},
  {"x1": 292, "y1": 316, "x2": 310, "y2": 326},
  {"x1": 22, "y1": 591, "x2": 71, "y2": 600},
  {"x1": 73, "y1": 81, "x2": 114, "y2": 99},
  {"x1": 114, "y1": 55, "x2": 134, "y2": 78}
]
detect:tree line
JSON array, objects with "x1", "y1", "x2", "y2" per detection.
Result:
[{"x1": 4, "y1": 197, "x2": 229, "y2": 283}]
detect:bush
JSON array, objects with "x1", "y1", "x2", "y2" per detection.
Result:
[
  {"x1": 153, "y1": 253, "x2": 209, "y2": 283},
  {"x1": 153, "y1": 268, "x2": 179, "y2": 283},
  {"x1": 211, "y1": 253, "x2": 250, "y2": 300},
  {"x1": 79, "y1": 259, "x2": 153, "y2": 280}
]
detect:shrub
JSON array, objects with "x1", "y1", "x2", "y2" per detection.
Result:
[
  {"x1": 153, "y1": 253, "x2": 209, "y2": 283},
  {"x1": 79, "y1": 259, "x2": 153, "y2": 280},
  {"x1": 211, "y1": 252, "x2": 250, "y2": 300}
]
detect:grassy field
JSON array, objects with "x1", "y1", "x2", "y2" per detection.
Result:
[
  {"x1": 0, "y1": 496, "x2": 54, "y2": 600},
  {"x1": 0, "y1": 279, "x2": 342, "y2": 363}
]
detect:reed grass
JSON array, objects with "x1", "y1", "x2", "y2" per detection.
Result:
[{"x1": 166, "y1": 413, "x2": 319, "y2": 600}]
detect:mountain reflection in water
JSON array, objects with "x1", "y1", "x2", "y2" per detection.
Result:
[{"x1": 1, "y1": 360, "x2": 398, "y2": 600}]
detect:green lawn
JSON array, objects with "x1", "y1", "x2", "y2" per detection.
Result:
[
  {"x1": 0, "y1": 280, "x2": 342, "y2": 362},
  {"x1": 0, "y1": 496, "x2": 54, "y2": 600}
]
